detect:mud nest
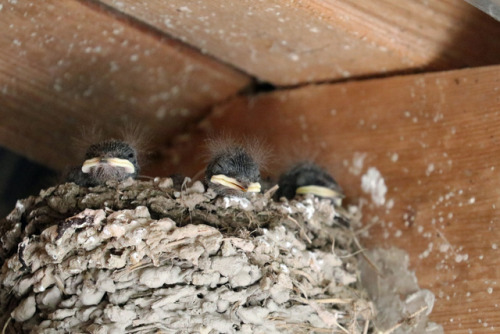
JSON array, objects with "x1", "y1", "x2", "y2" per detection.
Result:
[{"x1": 0, "y1": 178, "x2": 440, "y2": 333}]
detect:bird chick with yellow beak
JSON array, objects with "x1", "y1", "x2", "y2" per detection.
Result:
[
  {"x1": 67, "y1": 139, "x2": 139, "y2": 187},
  {"x1": 276, "y1": 161, "x2": 344, "y2": 205},
  {"x1": 205, "y1": 139, "x2": 263, "y2": 197}
]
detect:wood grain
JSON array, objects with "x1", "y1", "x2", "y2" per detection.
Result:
[
  {"x1": 159, "y1": 65, "x2": 500, "y2": 333},
  {"x1": 0, "y1": 0, "x2": 250, "y2": 171},
  {"x1": 96, "y1": 0, "x2": 500, "y2": 85},
  {"x1": 302, "y1": 0, "x2": 500, "y2": 69},
  {"x1": 96, "y1": 0, "x2": 411, "y2": 85}
]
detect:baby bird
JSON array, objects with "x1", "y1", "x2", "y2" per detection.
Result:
[
  {"x1": 205, "y1": 137, "x2": 265, "y2": 197},
  {"x1": 67, "y1": 139, "x2": 139, "y2": 187},
  {"x1": 276, "y1": 161, "x2": 344, "y2": 204}
]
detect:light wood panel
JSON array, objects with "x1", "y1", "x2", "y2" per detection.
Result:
[
  {"x1": 96, "y1": 0, "x2": 411, "y2": 85},
  {"x1": 158, "y1": 65, "x2": 500, "y2": 333},
  {"x1": 0, "y1": 0, "x2": 250, "y2": 171},
  {"x1": 303, "y1": 0, "x2": 500, "y2": 69},
  {"x1": 97, "y1": 0, "x2": 500, "y2": 85}
]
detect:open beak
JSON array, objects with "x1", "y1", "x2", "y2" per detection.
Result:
[
  {"x1": 210, "y1": 174, "x2": 261, "y2": 193},
  {"x1": 296, "y1": 185, "x2": 344, "y2": 199},
  {"x1": 81, "y1": 157, "x2": 135, "y2": 174}
]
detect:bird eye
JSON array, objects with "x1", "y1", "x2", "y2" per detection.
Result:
[{"x1": 128, "y1": 153, "x2": 135, "y2": 158}]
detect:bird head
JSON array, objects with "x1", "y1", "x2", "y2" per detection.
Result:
[
  {"x1": 206, "y1": 145, "x2": 262, "y2": 196},
  {"x1": 277, "y1": 162, "x2": 344, "y2": 201},
  {"x1": 80, "y1": 139, "x2": 139, "y2": 184}
]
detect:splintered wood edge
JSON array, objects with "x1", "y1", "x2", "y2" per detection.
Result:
[{"x1": 156, "y1": 64, "x2": 500, "y2": 333}]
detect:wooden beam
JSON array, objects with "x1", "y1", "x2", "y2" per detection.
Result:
[
  {"x1": 0, "y1": 0, "x2": 250, "y2": 171},
  {"x1": 95, "y1": 0, "x2": 412, "y2": 85},
  {"x1": 303, "y1": 0, "x2": 500, "y2": 69},
  {"x1": 158, "y1": 65, "x2": 500, "y2": 332},
  {"x1": 96, "y1": 0, "x2": 500, "y2": 85}
]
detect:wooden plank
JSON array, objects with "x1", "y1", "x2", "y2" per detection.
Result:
[
  {"x1": 303, "y1": 0, "x2": 500, "y2": 69},
  {"x1": 96, "y1": 0, "x2": 411, "y2": 85},
  {"x1": 96, "y1": 0, "x2": 500, "y2": 85},
  {"x1": 158, "y1": 65, "x2": 500, "y2": 332},
  {"x1": 0, "y1": 0, "x2": 250, "y2": 171}
]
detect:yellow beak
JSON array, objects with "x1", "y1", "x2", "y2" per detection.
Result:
[
  {"x1": 81, "y1": 157, "x2": 135, "y2": 174},
  {"x1": 295, "y1": 185, "x2": 343, "y2": 198},
  {"x1": 210, "y1": 174, "x2": 261, "y2": 193}
]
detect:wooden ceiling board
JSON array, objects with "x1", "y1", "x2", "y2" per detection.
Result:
[
  {"x1": 0, "y1": 0, "x2": 250, "y2": 171},
  {"x1": 97, "y1": 0, "x2": 500, "y2": 85},
  {"x1": 303, "y1": 0, "x2": 500, "y2": 68},
  {"x1": 96, "y1": 0, "x2": 413, "y2": 85}
]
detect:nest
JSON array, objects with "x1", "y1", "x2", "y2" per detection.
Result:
[{"x1": 0, "y1": 178, "x2": 441, "y2": 333}]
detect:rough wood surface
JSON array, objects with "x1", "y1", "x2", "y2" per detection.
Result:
[
  {"x1": 159, "y1": 65, "x2": 500, "y2": 333},
  {"x1": 95, "y1": 0, "x2": 411, "y2": 85},
  {"x1": 0, "y1": 0, "x2": 250, "y2": 171},
  {"x1": 97, "y1": 0, "x2": 500, "y2": 85},
  {"x1": 303, "y1": 0, "x2": 500, "y2": 69}
]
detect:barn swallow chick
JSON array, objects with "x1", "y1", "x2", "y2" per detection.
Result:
[
  {"x1": 67, "y1": 139, "x2": 139, "y2": 187},
  {"x1": 205, "y1": 138, "x2": 265, "y2": 197},
  {"x1": 276, "y1": 161, "x2": 344, "y2": 204}
]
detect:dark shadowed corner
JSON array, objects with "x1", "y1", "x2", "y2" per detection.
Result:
[{"x1": 0, "y1": 146, "x2": 56, "y2": 217}]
